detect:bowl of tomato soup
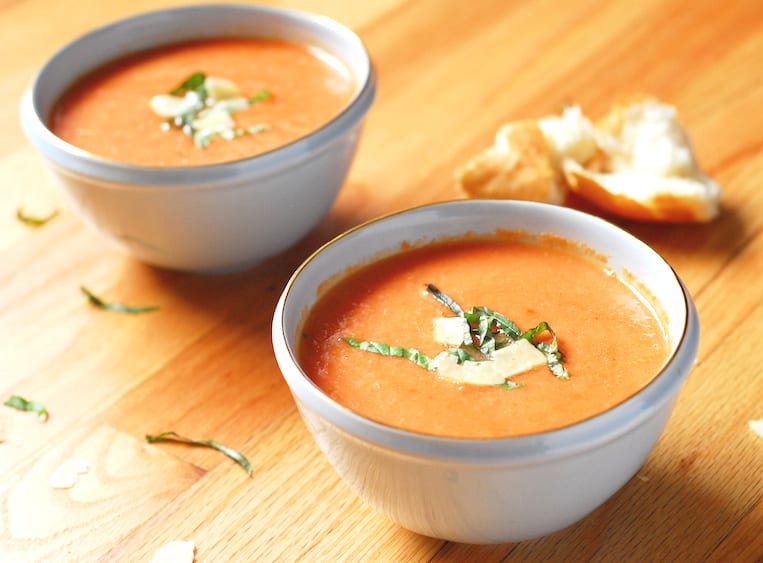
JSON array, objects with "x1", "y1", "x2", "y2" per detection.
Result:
[
  {"x1": 20, "y1": 4, "x2": 375, "y2": 273},
  {"x1": 272, "y1": 200, "x2": 699, "y2": 543}
]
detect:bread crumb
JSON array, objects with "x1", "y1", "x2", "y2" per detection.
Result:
[
  {"x1": 749, "y1": 418, "x2": 763, "y2": 439},
  {"x1": 150, "y1": 540, "x2": 196, "y2": 563}
]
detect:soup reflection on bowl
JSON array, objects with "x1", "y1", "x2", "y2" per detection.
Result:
[
  {"x1": 272, "y1": 200, "x2": 699, "y2": 543},
  {"x1": 20, "y1": 4, "x2": 376, "y2": 273}
]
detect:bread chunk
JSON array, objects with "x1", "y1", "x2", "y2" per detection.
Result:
[
  {"x1": 455, "y1": 120, "x2": 565, "y2": 204},
  {"x1": 457, "y1": 97, "x2": 721, "y2": 223}
]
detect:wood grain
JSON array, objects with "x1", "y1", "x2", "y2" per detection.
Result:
[{"x1": 1, "y1": 0, "x2": 761, "y2": 561}]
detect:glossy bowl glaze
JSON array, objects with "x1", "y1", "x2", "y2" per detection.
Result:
[
  {"x1": 272, "y1": 200, "x2": 699, "y2": 543},
  {"x1": 20, "y1": 4, "x2": 375, "y2": 273}
]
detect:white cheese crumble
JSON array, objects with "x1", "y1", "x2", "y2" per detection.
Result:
[
  {"x1": 150, "y1": 540, "x2": 196, "y2": 563},
  {"x1": 148, "y1": 75, "x2": 270, "y2": 147},
  {"x1": 432, "y1": 316, "x2": 469, "y2": 345},
  {"x1": 149, "y1": 91, "x2": 203, "y2": 119},
  {"x1": 432, "y1": 337, "x2": 546, "y2": 386},
  {"x1": 204, "y1": 76, "x2": 240, "y2": 103},
  {"x1": 49, "y1": 458, "x2": 89, "y2": 489}
]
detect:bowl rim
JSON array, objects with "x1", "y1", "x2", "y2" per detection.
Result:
[
  {"x1": 19, "y1": 2, "x2": 376, "y2": 188},
  {"x1": 272, "y1": 200, "x2": 700, "y2": 463}
]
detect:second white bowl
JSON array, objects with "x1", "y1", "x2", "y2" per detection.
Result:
[{"x1": 20, "y1": 4, "x2": 376, "y2": 273}]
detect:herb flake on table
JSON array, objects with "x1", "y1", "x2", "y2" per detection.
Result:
[
  {"x1": 15, "y1": 207, "x2": 59, "y2": 227},
  {"x1": 4, "y1": 394, "x2": 49, "y2": 421},
  {"x1": 146, "y1": 431, "x2": 252, "y2": 476},
  {"x1": 81, "y1": 286, "x2": 159, "y2": 314}
]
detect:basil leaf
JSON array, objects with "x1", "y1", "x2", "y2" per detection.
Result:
[
  {"x1": 523, "y1": 322, "x2": 569, "y2": 379},
  {"x1": 16, "y1": 208, "x2": 59, "y2": 227},
  {"x1": 4, "y1": 395, "x2": 48, "y2": 421},
  {"x1": 248, "y1": 88, "x2": 272, "y2": 104},
  {"x1": 476, "y1": 306, "x2": 522, "y2": 341},
  {"x1": 146, "y1": 431, "x2": 252, "y2": 476},
  {"x1": 446, "y1": 346, "x2": 486, "y2": 363},
  {"x1": 170, "y1": 71, "x2": 206, "y2": 96},
  {"x1": 520, "y1": 320, "x2": 550, "y2": 341},
  {"x1": 347, "y1": 284, "x2": 568, "y2": 384},
  {"x1": 342, "y1": 337, "x2": 432, "y2": 370},
  {"x1": 426, "y1": 284, "x2": 464, "y2": 316},
  {"x1": 427, "y1": 284, "x2": 567, "y2": 379},
  {"x1": 499, "y1": 380, "x2": 524, "y2": 390},
  {"x1": 536, "y1": 341, "x2": 568, "y2": 379},
  {"x1": 81, "y1": 286, "x2": 159, "y2": 314}
]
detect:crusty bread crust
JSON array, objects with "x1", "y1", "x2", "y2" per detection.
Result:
[
  {"x1": 455, "y1": 120, "x2": 565, "y2": 204},
  {"x1": 564, "y1": 168, "x2": 713, "y2": 222},
  {"x1": 456, "y1": 97, "x2": 721, "y2": 223}
]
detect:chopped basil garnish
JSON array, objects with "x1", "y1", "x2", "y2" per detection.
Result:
[
  {"x1": 425, "y1": 283, "x2": 464, "y2": 316},
  {"x1": 81, "y1": 286, "x2": 159, "y2": 314},
  {"x1": 169, "y1": 71, "x2": 207, "y2": 97},
  {"x1": 342, "y1": 337, "x2": 432, "y2": 370},
  {"x1": 521, "y1": 321, "x2": 568, "y2": 379},
  {"x1": 146, "y1": 431, "x2": 252, "y2": 476},
  {"x1": 16, "y1": 208, "x2": 59, "y2": 227},
  {"x1": 248, "y1": 88, "x2": 272, "y2": 104},
  {"x1": 156, "y1": 73, "x2": 272, "y2": 149},
  {"x1": 341, "y1": 284, "x2": 568, "y2": 385},
  {"x1": 425, "y1": 285, "x2": 567, "y2": 379},
  {"x1": 4, "y1": 395, "x2": 49, "y2": 421}
]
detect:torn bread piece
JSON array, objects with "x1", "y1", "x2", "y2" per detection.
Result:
[
  {"x1": 537, "y1": 104, "x2": 599, "y2": 166},
  {"x1": 457, "y1": 97, "x2": 720, "y2": 223},
  {"x1": 455, "y1": 120, "x2": 565, "y2": 204},
  {"x1": 563, "y1": 97, "x2": 720, "y2": 222}
]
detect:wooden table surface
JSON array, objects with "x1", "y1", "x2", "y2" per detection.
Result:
[{"x1": 1, "y1": 0, "x2": 762, "y2": 561}]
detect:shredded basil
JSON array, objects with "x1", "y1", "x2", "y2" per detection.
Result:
[
  {"x1": 521, "y1": 321, "x2": 568, "y2": 379},
  {"x1": 425, "y1": 285, "x2": 567, "y2": 379},
  {"x1": 4, "y1": 395, "x2": 48, "y2": 421},
  {"x1": 169, "y1": 71, "x2": 207, "y2": 97},
  {"x1": 342, "y1": 337, "x2": 432, "y2": 370},
  {"x1": 81, "y1": 286, "x2": 159, "y2": 314},
  {"x1": 426, "y1": 283, "x2": 464, "y2": 316},
  {"x1": 163, "y1": 73, "x2": 272, "y2": 149},
  {"x1": 340, "y1": 284, "x2": 569, "y2": 387},
  {"x1": 16, "y1": 208, "x2": 59, "y2": 227},
  {"x1": 146, "y1": 431, "x2": 252, "y2": 476},
  {"x1": 248, "y1": 88, "x2": 272, "y2": 104}
]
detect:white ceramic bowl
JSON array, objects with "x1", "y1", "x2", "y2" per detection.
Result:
[
  {"x1": 272, "y1": 200, "x2": 699, "y2": 544},
  {"x1": 20, "y1": 4, "x2": 375, "y2": 273}
]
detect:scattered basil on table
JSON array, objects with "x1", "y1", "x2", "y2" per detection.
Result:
[
  {"x1": 146, "y1": 431, "x2": 253, "y2": 476},
  {"x1": 81, "y1": 286, "x2": 159, "y2": 314},
  {"x1": 15, "y1": 207, "x2": 59, "y2": 227},
  {"x1": 4, "y1": 394, "x2": 49, "y2": 421}
]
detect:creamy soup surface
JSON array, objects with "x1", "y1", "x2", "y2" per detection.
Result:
[
  {"x1": 298, "y1": 235, "x2": 670, "y2": 439},
  {"x1": 49, "y1": 38, "x2": 355, "y2": 166}
]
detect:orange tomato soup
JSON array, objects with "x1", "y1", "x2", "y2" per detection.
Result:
[
  {"x1": 298, "y1": 235, "x2": 669, "y2": 439},
  {"x1": 49, "y1": 38, "x2": 355, "y2": 166}
]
